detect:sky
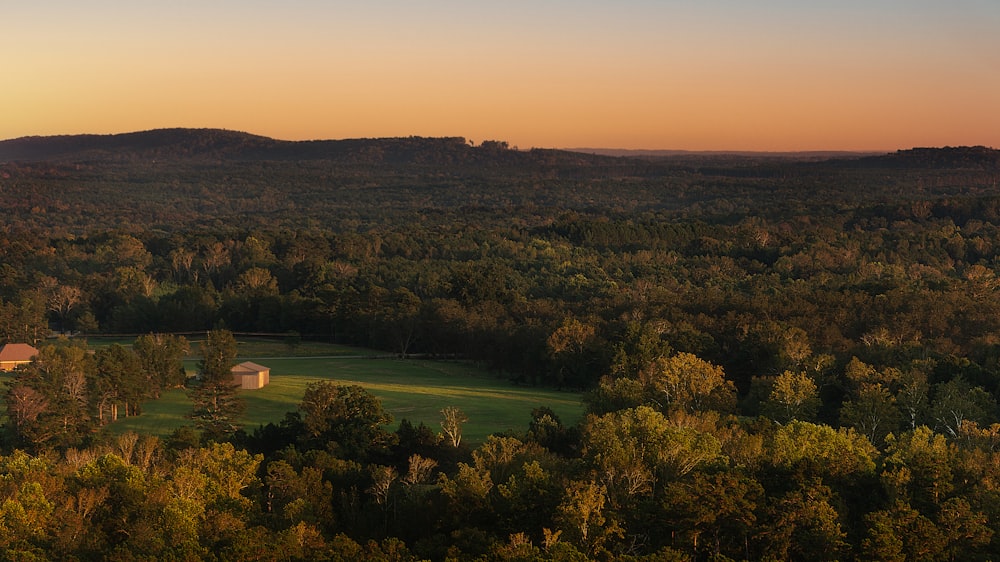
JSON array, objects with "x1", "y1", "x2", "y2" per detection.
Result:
[{"x1": 4, "y1": 1, "x2": 1000, "y2": 151}]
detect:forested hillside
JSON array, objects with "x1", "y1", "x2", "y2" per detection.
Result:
[{"x1": 1, "y1": 130, "x2": 1000, "y2": 560}]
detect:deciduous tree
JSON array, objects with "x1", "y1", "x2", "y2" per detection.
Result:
[
  {"x1": 440, "y1": 406, "x2": 468, "y2": 448},
  {"x1": 298, "y1": 382, "x2": 395, "y2": 459},
  {"x1": 760, "y1": 480, "x2": 848, "y2": 561},
  {"x1": 133, "y1": 333, "x2": 189, "y2": 397},
  {"x1": 930, "y1": 377, "x2": 997, "y2": 438},
  {"x1": 643, "y1": 352, "x2": 736, "y2": 414},
  {"x1": 555, "y1": 480, "x2": 621, "y2": 554},
  {"x1": 763, "y1": 370, "x2": 820, "y2": 423},
  {"x1": 90, "y1": 344, "x2": 143, "y2": 423},
  {"x1": 840, "y1": 383, "x2": 902, "y2": 446}
]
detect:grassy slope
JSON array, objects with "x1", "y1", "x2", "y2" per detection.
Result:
[{"x1": 112, "y1": 355, "x2": 584, "y2": 445}]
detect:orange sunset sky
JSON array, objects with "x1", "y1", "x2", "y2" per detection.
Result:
[{"x1": 4, "y1": 1, "x2": 1000, "y2": 151}]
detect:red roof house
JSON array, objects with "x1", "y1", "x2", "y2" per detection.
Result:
[{"x1": 0, "y1": 343, "x2": 39, "y2": 371}]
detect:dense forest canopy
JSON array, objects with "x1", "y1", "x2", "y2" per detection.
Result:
[{"x1": 2, "y1": 130, "x2": 1000, "y2": 560}]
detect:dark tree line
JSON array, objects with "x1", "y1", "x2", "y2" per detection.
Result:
[{"x1": 5, "y1": 335, "x2": 187, "y2": 451}]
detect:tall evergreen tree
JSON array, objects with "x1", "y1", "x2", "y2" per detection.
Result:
[{"x1": 188, "y1": 329, "x2": 243, "y2": 441}]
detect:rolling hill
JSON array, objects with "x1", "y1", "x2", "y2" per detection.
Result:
[{"x1": 0, "y1": 128, "x2": 623, "y2": 169}]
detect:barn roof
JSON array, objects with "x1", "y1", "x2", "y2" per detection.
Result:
[
  {"x1": 0, "y1": 343, "x2": 39, "y2": 362},
  {"x1": 232, "y1": 361, "x2": 269, "y2": 374}
]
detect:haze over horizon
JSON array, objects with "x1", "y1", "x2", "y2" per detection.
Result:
[{"x1": 5, "y1": 1, "x2": 999, "y2": 152}]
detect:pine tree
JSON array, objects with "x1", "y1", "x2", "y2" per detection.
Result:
[{"x1": 188, "y1": 329, "x2": 243, "y2": 441}]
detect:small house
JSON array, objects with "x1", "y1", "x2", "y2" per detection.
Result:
[
  {"x1": 231, "y1": 361, "x2": 270, "y2": 390},
  {"x1": 0, "y1": 343, "x2": 39, "y2": 371}
]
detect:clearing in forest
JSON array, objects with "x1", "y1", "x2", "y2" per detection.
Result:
[{"x1": 112, "y1": 352, "x2": 584, "y2": 445}]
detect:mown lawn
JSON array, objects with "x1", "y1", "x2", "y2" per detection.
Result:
[{"x1": 112, "y1": 356, "x2": 584, "y2": 445}]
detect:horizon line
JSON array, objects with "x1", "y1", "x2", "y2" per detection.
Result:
[{"x1": 2, "y1": 127, "x2": 995, "y2": 155}]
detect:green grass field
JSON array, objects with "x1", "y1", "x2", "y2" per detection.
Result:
[
  {"x1": 112, "y1": 355, "x2": 584, "y2": 445},
  {"x1": 82, "y1": 334, "x2": 364, "y2": 358},
  {"x1": 8, "y1": 337, "x2": 583, "y2": 445}
]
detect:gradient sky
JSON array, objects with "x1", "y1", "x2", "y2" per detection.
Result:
[{"x1": 4, "y1": 1, "x2": 999, "y2": 150}]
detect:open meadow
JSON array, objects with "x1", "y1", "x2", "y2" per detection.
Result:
[{"x1": 104, "y1": 338, "x2": 584, "y2": 444}]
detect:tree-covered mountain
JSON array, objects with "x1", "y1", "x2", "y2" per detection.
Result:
[
  {"x1": 0, "y1": 128, "x2": 632, "y2": 169},
  {"x1": 848, "y1": 145, "x2": 1000, "y2": 170},
  {"x1": 0, "y1": 128, "x2": 273, "y2": 162},
  {"x1": 1, "y1": 129, "x2": 996, "y2": 238}
]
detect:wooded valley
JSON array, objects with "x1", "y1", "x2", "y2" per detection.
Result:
[{"x1": 1, "y1": 130, "x2": 1000, "y2": 560}]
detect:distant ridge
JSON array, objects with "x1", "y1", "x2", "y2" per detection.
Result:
[
  {"x1": 0, "y1": 128, "x2": 275, "y2": 162},
  {"x1": 568, "y1": 146, "x2": 1000, "y2": 170},
  {"x1": 0, "y1": 128, "x2": 614, "y2": 168},
  {"x1": 566, "y1": 148, "x2": 882, "y2": 160},
  {"x1": 2, "y1": 129, "x2": 995, "y2": 171},
  {"x1": 846, "y1": 146, "x2": 1000, "y2": 170}
]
